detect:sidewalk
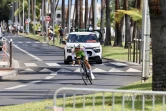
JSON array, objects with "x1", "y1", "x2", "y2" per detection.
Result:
[{"x1": 0, "y1": 44, "x2": 18, "y2": 80}]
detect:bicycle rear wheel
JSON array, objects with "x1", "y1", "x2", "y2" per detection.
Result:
[{"x1": 81, "y1": 63, "x2": 89, "y2": 85}]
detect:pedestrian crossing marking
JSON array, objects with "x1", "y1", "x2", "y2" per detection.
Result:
[
  {"x1": 24, "y1": 63, "x2": 37, "y2": 67},
  {"x1": 26, "y1": 41, "x2": 31, "y2": 43},
  {"x1": 18, "y1": 41, "x2": 23, "y2": 43},
  {"x1": 74, "y1": 68, "x2": 80, "y2": 72},
  {"x1": 92, "y1": 68, "x2": 106, "y2": 72},
  {"x1": 126, "y1": 68, "x2": 141, "y2": 72},
  {"x1": 25, "y1": 68, "x2": 34, "y2": 71},
  {"x1": 108, "y1": 68, "x2": 124, "y2": 72},
  {"x1": 46, "y1": 63, "x2": 61, "y2": 66},
  {"x1": 110, "y1": 62, "x2": 128, "y2": 66},
  {"x1": 40, "y1": 68, "x2": 53, "y2": 72},
  {"x1": 35, "y1": 41, "x2": 40, "y2": 43}
]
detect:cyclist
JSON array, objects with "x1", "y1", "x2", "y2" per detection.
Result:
[{"x1": 72, "y1": 44, "x2": 95, "y2": 80}]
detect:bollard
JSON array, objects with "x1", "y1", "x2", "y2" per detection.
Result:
[{"x1": 9, "y1": 39, "x2": 12, "y2": 67}]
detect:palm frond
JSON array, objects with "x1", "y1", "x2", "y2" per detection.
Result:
[{"x1": 115, "y1": 8, "x2": 142, "y2": 23}]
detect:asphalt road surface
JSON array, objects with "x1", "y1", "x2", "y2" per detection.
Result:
[{"x1": 0, "y1": 34, "x2": 142, "y2": 106}]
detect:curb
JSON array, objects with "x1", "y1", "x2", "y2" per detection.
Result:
[{"x1": 0, "y1": 70, "x2": 17, "y2": 80}]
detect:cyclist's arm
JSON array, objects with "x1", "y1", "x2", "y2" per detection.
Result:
[
  {"x1": 82, "y1": 48, "x2": 88, "y2": 60},
  {"x1": 71, "y1": 49, "x2": 76, "y2": 60}
]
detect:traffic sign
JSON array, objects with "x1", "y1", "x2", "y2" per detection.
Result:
[
  {"x1": 45, "y1": 16, "x2": 50, "y2": 22},
  {"x1": 25, "y1": 21, "x2": 28, "y2": 24}
]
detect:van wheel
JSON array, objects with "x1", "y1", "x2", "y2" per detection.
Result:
[
  {"x1": 64, "y1": 59, "x2": 69, "y2": 64},
  {"x1": 96, "y1": 59, "x2": 102, "y2": 64}
]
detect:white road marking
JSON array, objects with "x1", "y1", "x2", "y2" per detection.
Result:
[
  {"x1": 50, "y1": 73, "x2": 57, "y2": 75},
  {"x1": 25, "y1": 68, "x2": 35, "y2": 71},
  {"x1": 30, "y1": 80, "x2": 41, "y2": 84},
  {"x1": 40, "y1": 68, "x2": 53, "y2": 72},
  {"x1": 92, "y1": 68, "x2": 106, "y2": 72},
  {"x1": 13, "y1": 44, "x2": 42, "y2": 61},
  {"x1": 110, "y1": 62, "x2": 128, "y2": 66},
  {"x1": 5, "y1": 85, "x2": 27, "y2": 90},
  {"x1": 74, "y1": 68, "x2": 80, "y2": 72},
  {"x1": 126, "y1": 68, "x2": 141, "y2": 72},
  {"x1": 18, "y1": 41, "x2": 23, "y2": 43},
  {"x1": 24, "y1": 63, "x2": 37, "y2": 67},
  {"x1": 26, "y1": 41, "x2": 31, "y2": 43},
  {"x1": 35, "y1": 41, "x2": 40, "y2": 43},
  {"x1": 46, "y1": 63, "x2": 61, "y2": 66},
  {"x1": 108, "y1": 68, "x2": 124, "y2": 72},
  {"x1": 45, "y1": 76, "x2": 54, "y2": 79}
]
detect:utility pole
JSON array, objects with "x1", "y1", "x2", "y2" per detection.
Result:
[
  {"x1": 28, "y1": 0, "x2": 30, "y2": 34},
  {"x1": 93, "y1": 0, "x2": 97, "y2": 30},
  {"x1": 141, "y1": 0, "x2": 151, "y2": 83},
  {"x1": 33, "y1": 0, "x2": 36, "y2": 35}
]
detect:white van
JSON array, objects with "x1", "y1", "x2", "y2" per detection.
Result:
[{"x1": 63, "y1": 31, "x2": 103, "y2": 64}]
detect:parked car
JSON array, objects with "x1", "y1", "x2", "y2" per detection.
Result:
[{"x1": 63, "y1": 31, "x2": 103, "y2": 64}]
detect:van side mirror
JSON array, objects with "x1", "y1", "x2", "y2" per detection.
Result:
[{"x1": 62, "y1": 41, "x2": 66, "y2": 45}]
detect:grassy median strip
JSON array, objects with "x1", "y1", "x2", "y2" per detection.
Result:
[{"x1": 0, "y1": 77, "x2": 162, "y2": 111}]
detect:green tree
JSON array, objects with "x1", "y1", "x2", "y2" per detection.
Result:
[{"x1": 149, "y1": 0, "x2": 166, "y2": 91}]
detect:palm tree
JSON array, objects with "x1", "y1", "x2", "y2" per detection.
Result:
[
  {"x1": 149, "y1": 1, "x2": 166, "y2": 91},
  {"x1": 123, "y1": 0, "x2": 131, "y2": 48},
  {"x1": 79, "y1": 0, "x2": 83, "y2": 29},
  {"x1": 100, "y1": 0, "x2": 105, "y2": 41},
  {"x1": 75, "y1": 0, "x2": 78, "y2": 28},
  {"x1": 104, "y1": 0, "x2": 111, "y2": 46},
  {"x1": 114, "y1": 0, "x2": 121, "y2": 46},
  {"x1": 85, "y1": 0, "x2": 88, "y2": 30},
  {"x1": 61, "y1": 0, "x2": 65, "y2": 29}
]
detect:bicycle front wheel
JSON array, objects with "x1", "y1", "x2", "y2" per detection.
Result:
[{"x1": 81, "y1": 63, "x2": 89, "y2": 85}]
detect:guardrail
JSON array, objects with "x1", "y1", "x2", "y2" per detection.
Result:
[{"x1": 45, "y1": 87, "x2": 166, "y2": 111}]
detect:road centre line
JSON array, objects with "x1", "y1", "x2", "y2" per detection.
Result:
[
  {"x1": 13, "y1": 44, "x2": 42, "y2": 61},
  {"x1": 5, "y1": 85, "x2": 27, "y2": 90}
]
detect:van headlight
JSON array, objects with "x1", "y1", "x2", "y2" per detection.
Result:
[{"x1": 93, "y1": 46, "x2": 100, "y2": 53}]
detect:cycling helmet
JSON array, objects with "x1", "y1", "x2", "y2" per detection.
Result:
[{"x1": 75, "y1": 44, "x2": 81, "y2": 48}]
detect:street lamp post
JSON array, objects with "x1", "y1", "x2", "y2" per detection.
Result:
[
  {"x1": 28, "y1": 0, "x2": 30, "y2": 34},
  {"x1": 33, "y1": 0, "x2": 36, "y2": 35},
  {"x1": 23, "y1": 0, "x2": 24, "y2": 33}
]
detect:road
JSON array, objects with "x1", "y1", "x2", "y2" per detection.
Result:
[{"x1": 0, "y1": 34, "x2": 142, "y2": 106}]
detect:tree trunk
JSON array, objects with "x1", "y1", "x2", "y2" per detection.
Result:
[
  {"x1": 85, "y1": 0, "x2": 88, "y2": 30},
  {"x1": 79, "y1": 0, "x2": 83, "y2": 29},
  {"x1": 31, "y1": 0, "x2": 34, "y2": 21},
  {"x1": 75, "y1": 0, "x2": 78, "y2": 29},
  {"x1": 114, "y1": 0, "x2": 121, "y2": 46},
  {"x1": 124, "y1": 0, "x2": 131, "y2": 48},
  {"x1": 104, "y1": 0, "x2": 111, "y2": 46},
  {"x1": 149, "y1": 0, "x2": 166, "y2": 91},
  {"x1": 50, "y1": 0, "x2": 54, "y2": 26},
  {"x1": 100, "y1": 0, "x2": 105, "y2": 41},
  {"x1": 61, "y1": 0, "x2": 65, "y2": 30},
  {"x1": 92, "y1": 0, "x2": 94, "y2": 28}
]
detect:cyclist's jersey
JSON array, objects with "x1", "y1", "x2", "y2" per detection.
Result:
[{"x1": 72, "y1": 47, "x2": 88, "y2": 60}]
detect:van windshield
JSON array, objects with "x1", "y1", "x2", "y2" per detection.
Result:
[{"x1": 67, "y1": 34, "x2": 98, "y2": 43}]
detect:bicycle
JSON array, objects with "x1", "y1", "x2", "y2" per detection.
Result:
[{"x1": 75, "y1": 57, "x2": 92, "y2": 85}]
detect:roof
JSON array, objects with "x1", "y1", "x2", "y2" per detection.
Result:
[{"x1": 69, "y1": 32, "x2": 95, "y2": 35}]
